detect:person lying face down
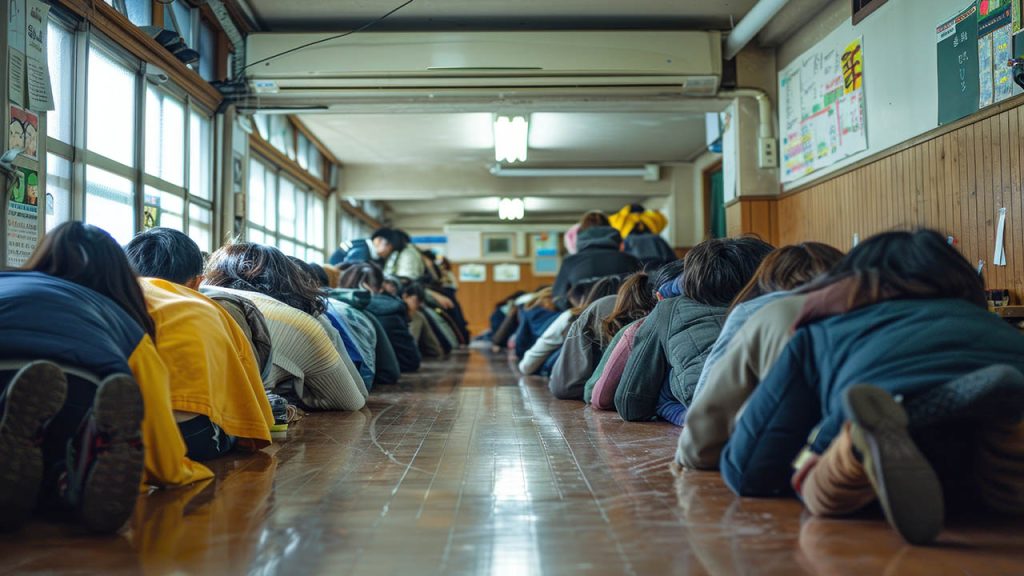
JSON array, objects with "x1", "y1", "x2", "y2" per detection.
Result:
[
  {"x1": 0, "y1": 222, "x2": 213, "y2": 535},
  {"x1": 720, "y1": 229, "x2": 1024, "y2": 546},
  {"x1": 677, "y1": 241, "x2": 843, "y2": 470},
  {"x1": 338, "y1": 261, "x2": 421, "y2": 374},
  {"x1": 614, "y1": 236, "x2": 774, "y2": 424},
  {"x1": 203, "y1": 243, "x2": 367, "y2": 412},
  {"x1": 125, "y1": 227, "x2": 275, "y2": 462}
]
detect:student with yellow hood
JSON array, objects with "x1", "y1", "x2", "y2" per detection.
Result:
[
  {"x1": 609, "y1": 204, "x2": 677, "y2": 268},
  {"x1": 125, "y1": 228, "x2": 274, "y2": 461}
]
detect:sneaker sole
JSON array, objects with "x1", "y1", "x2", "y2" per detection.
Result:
[
  {"x1": 78, "y1": 374, "x2": 145, "y2": 534},
  {"x1": 905, "y1": 365, "x2": 1024, "y2": 428},
  {"x1": 0, "y1": 362, "x2": 67, "y2": 532},
  {"x1": 844, "y1": 385, "x2": 944, "y2": 546}
]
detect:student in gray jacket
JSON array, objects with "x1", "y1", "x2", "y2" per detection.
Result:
[{"x1": 615, "y1": 237, "x2": 774, "y2": 422}]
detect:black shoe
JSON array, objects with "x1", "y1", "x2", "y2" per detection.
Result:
[
  {"x1": 844, "y1": 384, "x2": 944, "y2": 546},
  {"x1": 0, "y1": 361, "x2": 67, "y2": 531},
  {"x1": 905, "y1": 365, "x2": 1024, "y2": 428},
  {"x1": 64, "y1": 373, "x2": 145, "y2": 533}
]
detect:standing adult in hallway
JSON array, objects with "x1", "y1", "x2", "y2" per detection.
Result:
[
  {"x1": 329, "y1": 228, "x2": 405, "y2": 267},
  {"x1": 551, "y1": 211, "x2": 641, "y2": 309},
  {"x1": 125, "y1": 228, "x2": 274, "y2": 461}
]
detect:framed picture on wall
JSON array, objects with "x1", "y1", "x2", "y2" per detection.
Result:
[
  {"x1": 481, "y1": 233, "x2": 515, "y2": 258},
  {"x1": 530, "y1": 232, "x2": 562, "y2": 276}
]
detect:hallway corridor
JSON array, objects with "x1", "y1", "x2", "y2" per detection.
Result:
[{"x1": 2, "y1": 350, "x2": 1022, "y2": 575}]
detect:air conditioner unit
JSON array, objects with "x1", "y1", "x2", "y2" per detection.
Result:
[{"x1": 243, "y1": 31, "x2": 722, "y2": 103}]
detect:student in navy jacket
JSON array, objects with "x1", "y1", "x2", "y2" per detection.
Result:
[{"x1": 722, "y1": 230, "x2": 1024, "y2": 545}]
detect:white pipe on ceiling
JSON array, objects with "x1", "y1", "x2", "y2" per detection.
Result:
[{"x1": 723, "y1": 0, "x2": 793, "y2": 60}]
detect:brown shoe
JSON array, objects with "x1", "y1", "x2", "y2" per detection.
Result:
[{"x1": 844, "y1": 385, "x2": 944, "y2": 545}]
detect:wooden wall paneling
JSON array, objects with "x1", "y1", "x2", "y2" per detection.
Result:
[
  {"x1": 1011, "y1": 109, "x2": 1024, "y2": 299},
  {"x1": 1005, "y1": 110, "x2": 1020, "y2": 298},
  {"x1": 980, "y1": 118, "x2": 996, "y2": 288},
  {"x1": 965, "y1": 122, "x2": 980, "y2": 269},
  {"x1": 452, "y1": 263, "x2": 546, "y2": 337}
]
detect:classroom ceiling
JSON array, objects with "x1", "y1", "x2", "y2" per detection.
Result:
[
  {"x1": 298, "y1": 112, "x2": 708, "y2": 166},
  {"x1": 242, "y1": 0, "x2": 760, "y2": 32},
  {"x1": 241, "y1": 0, "x2": 778, "y2": 226}
]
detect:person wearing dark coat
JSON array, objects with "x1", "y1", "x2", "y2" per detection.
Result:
[
  {"x1": 328, "y1": 228, "x2": 405, "y2": 266},
  {"x1": 721, "y1": 230, "x2": 1024, "y2": 546},
  {"x1": 551, "y1": 216, "x2": 640, "y2": 309}
]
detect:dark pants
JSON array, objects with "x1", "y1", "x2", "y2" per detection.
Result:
[{"x1": 177, "y1": 415, "x2": 235, "y2": 462}]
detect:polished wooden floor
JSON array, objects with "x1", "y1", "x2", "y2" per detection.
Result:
[{"x1": 1, "y1": 349, "x2": 1023, "y2": 575}]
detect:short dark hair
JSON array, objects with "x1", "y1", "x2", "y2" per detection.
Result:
[
  {"x1": 652, "y1": 259, "x2": 686, "y2": 291},
  {"x1": 124, "y1": 227, "x2": 205, "y2": 285},
  {"x1": 204, "y1": 243, "x2": 327, "y2": 317},
  {"x1": 578, "y1": 211, "x2": 610, "y2": 231},
  {"x1": 401, "y1": 281, "x2": 426, "y2": 303},
  {"x1": 371, "y1": 228, "x2": 408, "y2": 253},
  {"x1": 732, "y1": 242, "x2": 844, "y2": 307},
  {"x1": 681, "y1": 237, "x2": 775, "y2": 307}
]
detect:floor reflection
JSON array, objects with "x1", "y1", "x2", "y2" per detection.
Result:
[{"x1": 2, "y1": 351, "x2": 1023, "y2": 576}]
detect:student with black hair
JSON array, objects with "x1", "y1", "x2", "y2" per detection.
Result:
[
  {"x1": 0, "y1": 222, "x2": 211, "y2": 534},
  {"x1": 329, "y1": 227, "x2": 406, "y2": 266},
  {"x1": 125, "y1": 228, "x2": 274, "y2": 461},
  {"x1": 721, "y1": 229, "x2": 1024, "y2": 546},
  {"x1": 615, "y1": 237, "x2": 774, "y2": 424}
]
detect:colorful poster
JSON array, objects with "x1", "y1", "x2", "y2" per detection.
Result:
[
  {"x1": 7, "y1": 0, "x2": 26, "y2": 106},
  {"x1": 8, "y1": 105, "x2": 38, "y2": 160},
  {"x1": 993, "y1": 24, "x2": 1015, "y2": 101},
  {"x1": 779, "y1": 36, "x2": 868, "y2": 183},
  {"x1": 25, "y1": 0, "x2": 53, "y2": 111},
  {"x1": 979, "y1": 35, "x2": 995, "y2": 107},
  {"x1": 979, "y1": 0, "x2": 1014, "y2": 106},
  {"x1": 6, "y1": 167, "x2": 39, "y2": 267},
  {"x1": 143, "y1": 192, "x2": 161, "y2": 229}
]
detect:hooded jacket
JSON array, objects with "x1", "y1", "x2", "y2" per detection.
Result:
[
  {"x1": 721, "y1": 298, "x2": 1024, "y2": 497},
  {"x1": 0, "y1": 272, "x2": 212, "y2": 487},
  {"x1": 615, "y1": 297, "x2": 726, "y2": 422},
  {"x1": 623, "y1": 233, "x2": 677, "y2": 269},
  {"x1": 551, "y1": 226, "x2": 640, "y2": 308},
  {"x1": 548, "y1": 295, "x2": 618, "y2": 400}
]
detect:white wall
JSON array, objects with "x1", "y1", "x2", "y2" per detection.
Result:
[{"x1": 779, "y1": 0, "x2": 988, "y2": 191}]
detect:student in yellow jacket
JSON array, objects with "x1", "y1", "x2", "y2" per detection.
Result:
[
  {"x1": 0, "y1": 223, "x2": 211, "y2": 535},
  {"x1": 126, "y1": 228, "x2": 274, "y2": 460}
]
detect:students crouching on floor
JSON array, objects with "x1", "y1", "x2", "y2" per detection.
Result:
[
  {"x1": 586, "y1": 261, "x2": 691, "y2": 407},
  {"x1": 676, "y1": 242, "x2": 844, "y2": 470},
  {"x1": 614, "y1": 237, "x2": 775, "y2": 424},
  {"x1": 203, "y1": 243, "x2": 367, "y2": 412},
  {"x1": 125, "y1": 228, "x2": 274, "y2": 462},
  {"x1": 0, "y1": 222, "x2": 212, "y2": 534},
  {"x1": 719, "y1": 229, "x2": 1024, "y2": 545},
  {"x1": 519, "y1": 276, "x2": 623, "y2": 378}
]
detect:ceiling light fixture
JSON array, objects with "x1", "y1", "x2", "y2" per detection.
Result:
[
  {"x1": 494, "y1": 115, "x2": 528, "y2": 163},
  {"x1": 490, "y1": 164, "x2": 661, "y2": 181},
  {"x1": 498, "y1": 197, "x2": 525, "y2": 221}
]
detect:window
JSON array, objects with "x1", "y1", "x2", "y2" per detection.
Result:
[
  {"x1": 86, "y1": 45, "x2": 137, "y2": 166},
  {"x1": 145, "y1": 86, "x2": 186, "y2": 186},
  {"x1": 47, "y1": 20, "x2": 75, "y2": 144},
  {"x1": 103, "y1": 0, "x2": 152, "y2": 27},
  {"x1": 45, "y1": 154, "x2": 71, "y2": 233},
  {"x1": 247, "y1": 157, "x2": 327, "y2": 260},
  {"x1": 198, "y1": 19, "x2": 216, "y2": 81},
  {"x1": 44, "y1": 22, "x2": 216, "y2": 252}
]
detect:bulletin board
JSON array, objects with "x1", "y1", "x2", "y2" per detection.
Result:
[{"x1": 779, "y1": 36, "x2": 868, "y2": 183}]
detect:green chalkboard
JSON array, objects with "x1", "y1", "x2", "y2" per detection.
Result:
[{"x1": 937, "y1": 3, "x2": 980, "y2": 125}]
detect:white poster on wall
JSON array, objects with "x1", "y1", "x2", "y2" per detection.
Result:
[
  {"x1": 721, "y1": 106, "x2": 737, "y2": 203},
  {"x1": 25, "y1": 0, "x2": 53, "y2": 112},
  {"x1": 779, "y1": 36, "x2": 867, "y2": 183},
  {"x1": 458, "y1": 263, "x2": 486, "y2": 283},
  {"x1": 7, "y1": 0, "x2": 26, "y2": 106},
  {"x1": 493, "y1": 263, "x2": 521, "y2": 282}
]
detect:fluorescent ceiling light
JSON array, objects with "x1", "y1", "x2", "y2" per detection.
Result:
[
  {"x1": 490, "y1": 164, "x2": 660, "y2": 181},
  {"x1": 498, "y1": 197, "x2": 525, "y2": 220},
  {"x1": 494, "y1": 115, "x2": 528, "y2": 163}
]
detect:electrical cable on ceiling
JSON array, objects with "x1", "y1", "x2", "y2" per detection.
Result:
[{"x1": 240, "y1": 0, "x2": 417, "y2": 75}]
